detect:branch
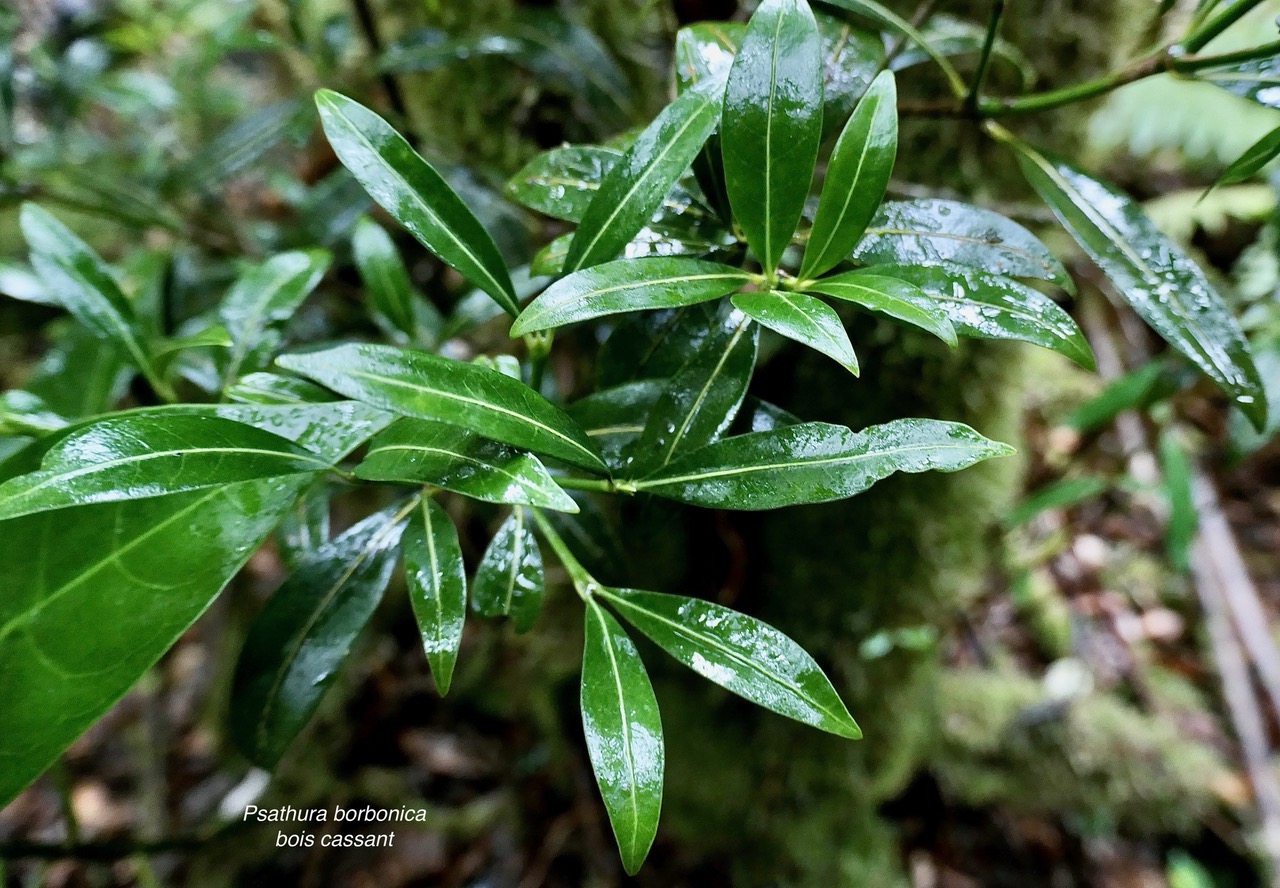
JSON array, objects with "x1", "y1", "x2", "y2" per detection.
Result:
[
  {"x1": 965, "y1": 0, "x2": 1005, "y2": 113},
  {"x1": 1182, "y1": 0, "x2": 1267, "y2": 53}
]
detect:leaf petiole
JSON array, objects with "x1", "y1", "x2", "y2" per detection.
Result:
[{"x1": 528, "y1": 508, "x2": 597, "y2": 599}]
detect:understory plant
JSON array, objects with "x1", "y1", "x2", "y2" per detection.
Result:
[{"x1": 1, "y1": 0, "x2": 1274, "y2": 875}]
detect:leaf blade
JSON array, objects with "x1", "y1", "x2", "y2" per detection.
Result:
[
  {"x1": 731, "y1": 290, "x2": 858, "y2": 375},
  {"x1": 404, "y1": 499, "x2": 467, "y2": 695},
  {"x1": 600, "y1": 586, "x2": 859, "y2": 738},
  {"x1": 315, "y1": 90, "x2": 518, "y2": 315},
  {"x1": 636, "y1": 419, "x2": 1014, "y2": 509},
  {"x1": 806, "y1": 272, "x2": 956, "y2": 344},
  {"x1": 582, "y1": 600, "x2": 664, "y2": 876},
  {"x1": 721, "y1": 0, "x2": 824, "y2": 274},
  {"x1": 800, "y1": 70, "x2": 897, "y2": 279},
  {"x1": 511, "y1": 257, "x2": 752, "y2": 335},
  {"x1": 277, "y1": 344, "x2": 607, "y2": 472},
  {"x1": 471, "y1": 508, "x2": 544, "y2": 633}
]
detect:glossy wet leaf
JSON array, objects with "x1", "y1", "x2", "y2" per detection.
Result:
[
  {"x1": 352, "y1": 217, "x2": 437, "y2": 344},
  {"x1": 277, "y1": 485, "x2": 331, "y2": 570},
  {"x1": 356, "y1": 418, "x2": 578, "y2": 513},
  {"x1": 721, "y1": 0, "x2": 823, "y2": 274},
  {"x1": 404, "y1": 498, "x2": 467, "y2": 695},
  {"x1": 629, "y1": 308, "x2": 758, "y2": 477},
  {"x1": 800, "y1": 70, "x2": 896, "y2": 280},
  {"x1": 732, "y1": 290, "x2": 858, "y2": 375},
  {"x1": 506, "y1": 145, "x2": 621, "y2": 222},
  {"x1": 1202, "y1": 55, "x2": 1280, "y2": 110},
  {"x1": 0, "y1": 414, "x2": 328, "y2": 522},
  {"x1": 315, "y1": 90, "x2": 518, "y2": 315},
  {"x1": 471, "y1": 508, "x2": 544, "y2": 633},
  {"x1": 1208, "y1": 125, "x2": 1280, "y2": 193},
  {"x1": 597, "y1": 302, "x2": 726, "y2": 387},
  {"x1": 877, "y1": 263, "x2": 1095, "y2": 369},
  {"x1": 566, "y1": 82, "x2": 724, "y2": 272},
  {"x1": 0, "y1": 478, "x2": 306, "y2": 806},
  {"x1": 635, "y1": 418, "x2": 1015, "y2": 509},
  {"x1": 582, "y1": 600, "x2": 663, "y2": 875},
  {"x1": 1013, "y1": 141, "x2": 1265, "y2": 427},
  {"x1": 219, "y1": 249, "x2": 331, "y2": 383},
  {"x1": 853, "y1": 199, "x2": 1072, "y2": 290},
  {"x1": 599, "y1": 586, "x2": 859, "y2": 738},
  {"x1": 806, "y1": 272, "x2": 956, "y2": 344},
  {"x1": 512, "y1": 257, "x2": 753, "y2": 335},
  {"x1": 0, "y1": 391, "x2": 66, "y2": 437},
  {"x1": 277, "y1": 344, "x2": 607, "y2": 472},
  {"x1": 569, "y1": 381, "x2": 666, "y2": 468},
  {"x1": 226, "y1": 372, "x2": 341, "y2": 405},
  {"x1": 675, "y1": 22, "x2": 745, "y2": 91},
  {"x1": 814, "y1": 12, "x2": 884, "y2": 131},
  {"x1": 890, "y1": 13, "x2": 1035, "y2": 88},
  {"x1": 230, "y1": 504, "x2": 407, "y2": 767},
  {"x1": 20, "y1": 204, "x2": 158, "y2": 384}
]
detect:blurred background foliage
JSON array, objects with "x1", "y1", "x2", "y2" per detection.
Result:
[{"x1": 3, "y1": 1, "x2": 1280, "y2": 886}]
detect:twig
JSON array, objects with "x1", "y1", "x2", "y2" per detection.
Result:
[
  {"x1": 1182, "y1": 0, "x2": 1267, "y2": 53},
  {"x1": 965, "y1": 0, "x2": 1005, "y2": 113}
]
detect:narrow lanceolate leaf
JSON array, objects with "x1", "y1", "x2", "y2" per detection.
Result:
[
  {"x1": 853, "y1": 199, "x2": 1072, "y2": 290},
  {"x1": 471, "y1": 509, "x2": 544, "y2": 633},
  {"x1": 404, "y1": 498, "x2": 467, "y2": 695},
  {"x1": 566, "y1": 83, "x2": 724, "y2": 272},
  {"x1": 675, "y1": 22, "x2": 745, "y2": 91},
  {"x1": 806, "y1": 272, "x2": 956, "y2": 345},
  {"x1": 800, "y1": 70, "x2": 896, "y2": 280},
  {"x1": 721, "y1": 0, "x2": 823, "y2": 274},
  {"x1": 0, "y1": 415, "x2": 326, "y2": 522},
  {"x1": 732, "y1": 291, "x2": 858, "y2": 375},
  {"x1": 20, "y1": 204, "x2": 157, "y2": 383},
  {"x1": 1208, "y1": 125, "x2": 1280, "y2": 192},
  {"x1": 582, "y1": 600, "x2": 664, "y2": 875},
  {"x1": 629, "y1": 308, "x2": 758, "y2": 477},
  {"x1": 226, "y1": 372, "x2": 340, "y2": 405},
  {"x1": 0, "y1": 479, "x2": 306, "y2": 807},
  {"x1": 230, "y1": 504, "x2": 408, "y2": 767},
  {"x1": 512, "y1": 257, "x2": 753, "y2": 335},
  {"x1": 569, "y1": 380, "x2": 666, "y2": 468},
  {"x1": 1012, "y1": 141, "x2": 1265, "y2": 427},
  {"x1": 356, "y1": 418, "x2": 579, "y2": 513},
  {"x1": 315, "y1": 90, "x2": 518, "y2": 315},
  {"x1": 277, "y1": 344, "x2": 607, "y2": 473},
  {"x1": 878, "y1": 262, "x2": 1095, "y2": 369},
  {"x1": 220, "y1": 249, "x2": 331, "y2": 383},
  {"x1": 599, "y1": 586, "x2": 860, "y2": 738},
  {"x1": 506, "y1": 145, "x2": 622, "y2": 222},
  {"x1": 352, "y1": 217, "x2": 421, "y2": 342},
  {"x1": 636, "y1": 419, "x2": 1014, "y2": 509}
]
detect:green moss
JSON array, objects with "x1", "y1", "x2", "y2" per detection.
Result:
[{"x1": 934, "y1": 668, "x2": 1229, "y2": 836}]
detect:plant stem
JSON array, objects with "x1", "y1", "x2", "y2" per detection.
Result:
[
  {"x1": 965, "y1": 0, "x2": 1005, "y2": 113},
  {"x1": 525, "y1": 331, "x2": 553, "y2": 392},
  {"x1": 1182, "y1": 0, "x2": 1266, "y2": 53},
  {"x1": 528, "y1": 508, "x2": 596, "y2": 597},
  {"x1": 554, "y1": 476, "x2": 615, "y2": 493},
  {"x1": 1173, "y1": 38, "x2": 1280, "y2": 71}
]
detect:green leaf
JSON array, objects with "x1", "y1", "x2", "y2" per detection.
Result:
[
  {"x1": 0, "y1": 414, "x2": 327, "y2": 522},
  {"x1": 315, "y1": 90, "x2": 519, "y2": 315},
  {"x1": 20, "y1": 204, "x2": 161, "y2": 391},
  {"x1": 506, "y1": 145, "x2": 622, "y2": 223},
  {"x1": 356, "y1": 418, "x2": 579, "y2": 513},
  {"x1": 226, "y1": 372, "x2": 341, "y2": 405},
  {"x1": 569, "y1": 380, "x2": 666, "y2": 468},
  {"x1": 800, "y1": 70, "x2": 896, "y2": 279},
  {"x1": 471, "y1": 508, "x2": 544, "y2": 633},
  {"x1": 599, "y1": 586, "x2": 859, "y2": 738},
  {"x1": 152, "y1": 325, "x2": 234, "y2": 359},
  {"x1": 635, "y1": 418, "x2": 1014, "y2": 509},
  {"x1": 566, "y1": 82, "x2": 724, "y2": 272},
  {"x1": 277, "y1": 485, "x2": 331, "y2": 570},
  {"x1": 721, "y1": 0, "x2": 823, "y2": 275},
  {"x1": 511, "y1": 257, "x2": 753, "y2": 335},
  {"x1": 597, "y1": 302, "x2": 725, "y2": 387},
  {"x1": 732, "y1": 290, "x2": 858, "y2": 375},
  {"x1": 1004, "y1": 476, "x2": 1109, "y2": 527},
  {"x1": 876, "y1": 262, "x2": 1095, "y2": 368},
  {"x1": 1064, "y1": 361, "x2": 1169, "y2": 432},
  {"x1": 0, "y1": 478, "x2": 306, "y2": 806},
  {"x1": 1201, "y1": 55, "x2": 1280, "y2": 110},
  {"x1": 1207, "y1": 125, "x2": 1280, "y2": 192},
  {"x1": 675, "y1": 22, "x2": 745, "y2": 91},
  {"x1": 404, "y1": 498, "x2": 467, "y2": 695},
  {"x1": 582, "y1": 600, "x2": 664, "y2": 875},
  {"x1": 629, "y1": 308, "x2": 758, "y2": 476},
  {"x1": 220, "y1": 249, "x2": 331, "y2": 383},
  {"x1": 889, "y1": 13, "x2": 1035, "y2": 89},
  {"x1": 805, "y1": 272, "x2": 956, "y2": 344},
  {"x1": 1012, "y1": 141, "x2": 1265, "y2": 427},
  {"x1": 230, "y1": 503, "x2": 408, "y2": 767},
  {"x1": 1159, "y1": 431, "x2": 1197, "y2": 573},
  {"x1": 277, "y1": 344, "x2": 607, "y2": 472},
  {"x1": 853, "y1": 199, "x2": 1072, "y2": 290},
  {"x1": 352, "y1": 217, "x2": 438, "y2": 344}
]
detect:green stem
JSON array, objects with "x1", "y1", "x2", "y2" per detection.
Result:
[
  {"x1": 528, "y1": 508, "x2": 596, "y2": 597},
  {"x1": 966, "y1": 0, "x2": 1005, "y2": 112},
  {"x1": 1182, "y1": 0, "x2": 1265, "y2": 53},
  {"x1": 1173, "y1": 38, "x2": 1280, "y2": 71},
  {"x1": 525, "y1": 331, "x2": 554, "y2": 392},
  {"x1": 554, "y1": 476, "x2": 615, "y2": 493}
]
